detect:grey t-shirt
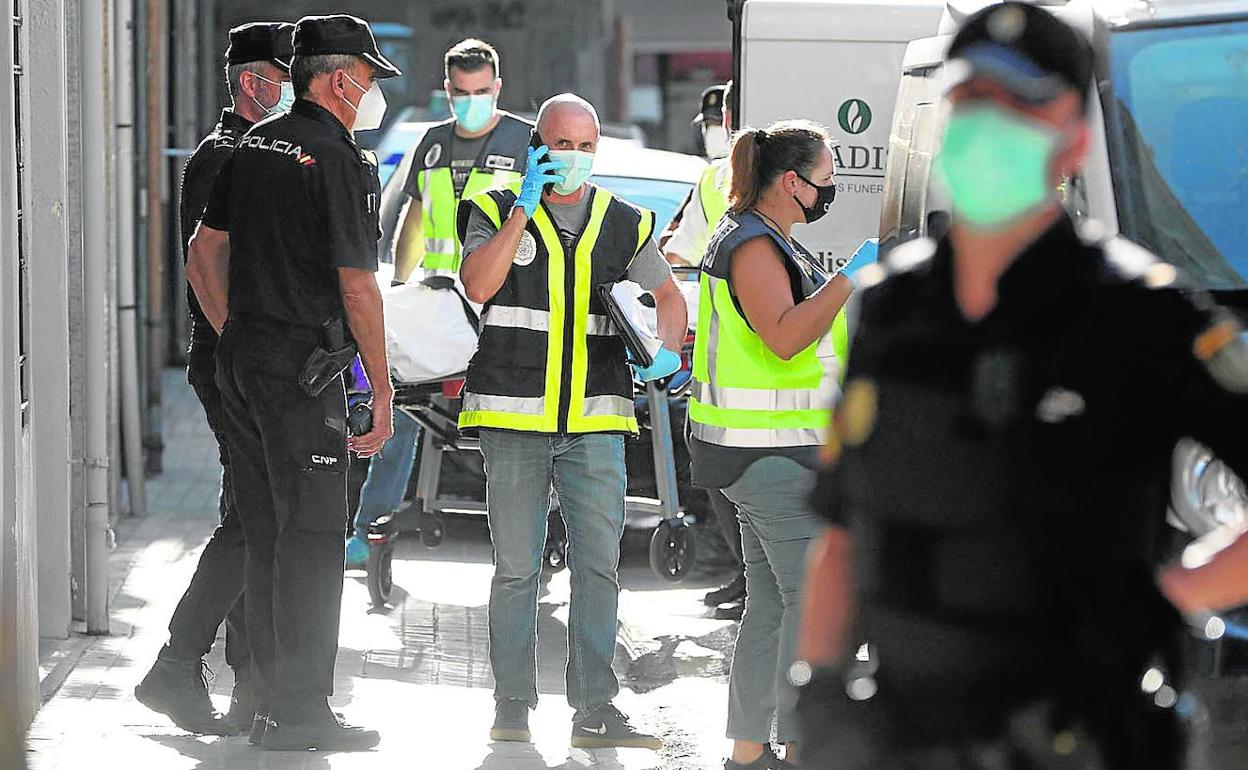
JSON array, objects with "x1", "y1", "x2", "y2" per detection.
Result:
[
  {"x1": 410, "y1": 132, "x2": 488, "y2": 201},
  {"x1": 461, "y1": 189, "x2": 673, "y2": 291}
]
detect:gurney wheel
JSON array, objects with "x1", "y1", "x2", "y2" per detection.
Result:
[
  {"x1": 366, "y1": 543, "x2": 394, "y2": 609},
  {"x1": 419, "y1": 512, "x2": 445, "y2": 548},
  {"x1": 649, "y1": 520, "x2": 696, "y2": 583}
]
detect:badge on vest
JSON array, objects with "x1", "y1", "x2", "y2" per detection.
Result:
[
  {"x1": 485, "y1": 154, "x2": 516, "y2": 171},
  {"x1": 514, "y1": 231, "x2": 537, "y2": 266},
  {"x1": 424, "y1": 143, "x2": 443, "y2": 168}
]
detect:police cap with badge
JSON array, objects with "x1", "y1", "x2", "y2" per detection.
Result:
[
  {"x1": 226, "y1": 20, "x2": 295, "y2": 73},
  {"x1": 292, "y1": 13, "x2": 402, "y2": 78},
  {"x1": 692, "y1": 84, "x2": 727, "y2": 126},
  {"x1": 942, "y1": 1, "x2": 1093, "y2": 105}
]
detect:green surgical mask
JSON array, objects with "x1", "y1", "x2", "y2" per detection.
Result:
[
  {"x1": 933, "y1": 105, "x2": 1061, "y2": 231},
  {"x1": 547, "y1": 149, "x2": 595, "y2": 195},
  {"x1": 451, "y1": 94, "x2": 495, "y2": 133}
]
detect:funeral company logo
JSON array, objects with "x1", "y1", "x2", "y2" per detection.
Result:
[{"x1": 837, "y1": 99, "x2": 873, "y2": 135}]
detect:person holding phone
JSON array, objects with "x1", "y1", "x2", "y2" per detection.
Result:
[
  {"x1": 688, "y1": 120, "x2": 852, "y2": 769},
  {"x1": 457, "y1": 93, "x2": 686, "y2": 749}
]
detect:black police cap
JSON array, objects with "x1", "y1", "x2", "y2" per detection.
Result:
[
  {"x1": 945, "y1": 2, "x2": 1093, "y2": 105},
  {"x1": 226, "y1": 21, "x2": 295, "y2": 73},
  {"x1": 692, "y1": 84, "x2": 727, "y2": 126},
  {"x1": 293, "y1": 14, "x2": 402, "y2": 79}
]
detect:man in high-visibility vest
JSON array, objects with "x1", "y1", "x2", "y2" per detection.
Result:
[
  {"x1": 459, "y1": 93, "x2": 687, "y2": 750},
  {"x1": 345, "y1": 39, "x2": 532, "y2": 565},
  {"x1": 664, "y1": 82, "x2": 731, "y2": 268},
  {"x1": 663, "y1": 83, "x2": 748, "y2": 619},
  {"x1": 392, "y1": 38, "x2": 532, "y2": 279}
]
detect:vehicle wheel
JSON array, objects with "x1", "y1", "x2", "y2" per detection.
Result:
[
  {"x1": 365, "y1": 542, "x2": 394, "y2": 609},
  {"x1": 419, "y1": 512, "x2": 445, "y2": 548},
  {"x1": 649, "y1": 520, "x2": 696, "y2": 582}
]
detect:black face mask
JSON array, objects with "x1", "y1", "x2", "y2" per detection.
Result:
[{"x1": 794, "y1": 171, "x2": 837, "y2": 224}]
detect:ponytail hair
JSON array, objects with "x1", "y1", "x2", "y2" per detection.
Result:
[{"x1": 728, "y1": 119, "x2": 830, "y2": 214}]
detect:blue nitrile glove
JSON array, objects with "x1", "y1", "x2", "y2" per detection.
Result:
[
  {"x1": 632, "y1": 347, "x2": 682, "y2": 383},
  {"x1": 513, "y1": 144, "x2": 565, "y2": 219}
]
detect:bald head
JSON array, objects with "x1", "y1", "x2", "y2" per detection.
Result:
[{"x1": 535, "y1": 92, "x2": 600, "y2": 153}]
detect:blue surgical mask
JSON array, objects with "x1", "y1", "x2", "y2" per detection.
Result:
[
  {"x1": 451, "y1": 94, "x2": 496, "y2": 133},
  {"x1": 547, "y1": 149, "x2": 595, "y2": 195},
  {"x1": 253, "y1": 73, "x2": 294, "y2": 116}
]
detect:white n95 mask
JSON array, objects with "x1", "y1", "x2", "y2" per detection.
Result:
[{"x1": 343, "y1": 73, "x2": 387, "y2": 132}]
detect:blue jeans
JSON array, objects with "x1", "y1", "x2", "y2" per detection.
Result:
[
  {"x1": 352, "y1": 409, "x2": 421, "y2": 538},
  {"x1": 721, "y1": 456, "x2": 822, "y2": 744},
  {"x1": 478, "y1": 429, "x2": 626, "y2": 716}
]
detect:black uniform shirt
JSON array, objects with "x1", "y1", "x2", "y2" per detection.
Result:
[
  {"x1": 819, "y1": 214, "x2": 1248, "y2": 738},
  {"x1": 180, "y1": 109, "x2": 252, "y2": 365},
  {"x1": 202, "y1": 99, "x2": 380, "y2": 332}
]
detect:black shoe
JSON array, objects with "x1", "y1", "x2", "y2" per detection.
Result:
[
  {"x1": 260, "y1": 708, "x2": 380, "y2": 752},
  {"x1": 713, "y1": 599, "x2": 744, "y2": 621},
  {"x1": 704, "y1": 573, "x2": 746, "y2": 607},
  {"x1": 134, "y1": 656, "x2": 231, "y2": 735},
  {"x1": 248, "y1": 712, "x2": 270, "y2": 746},
  {"x1": 223, "y1": 670, "x2": 255, "y2": 736},
  {"x1": 490, "y1": 698, "x2": 532, "y2": 742},
  {"x1": 571, "y1": 704, "x2": 661, "y2": 750},
  {"x1": 725, "y1": 746, "x2": 796, "y2": 769}
]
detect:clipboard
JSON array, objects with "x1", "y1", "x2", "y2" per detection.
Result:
[{"x1": 597, "y1": 283, "x2": 655, "y2": 368}]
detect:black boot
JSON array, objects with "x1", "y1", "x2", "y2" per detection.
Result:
[
  {"x1": 704, "y1": 572, "x2": 746, "y2": 607},
  {"x1": 134, "y1": 653, "x2": 231, "y2": 735},
  {"x1": 224, "y1": 667, "x2": 256, "y2": 736},
  {"x1": 261, "y1": 700, "x2": 380, "y2": 752}
]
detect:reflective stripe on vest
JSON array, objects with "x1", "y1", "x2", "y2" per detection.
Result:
[
  {"x1": 689, "y1": 273, "x2": 833, "y2": 448},
  {"x1": 418, "y1": 166, "x2": 522, "y2": 273},
  {"x1": 458, "y1": 185, "x2": 652, "y2": 434}
]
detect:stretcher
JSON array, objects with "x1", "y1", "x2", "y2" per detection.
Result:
[{"x1": 361, "y1": 273, "x2": 702, "y2": 609}]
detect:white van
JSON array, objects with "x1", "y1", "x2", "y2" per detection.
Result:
[
  {"x1": 879, "y1": 0, "x2": 1248, "y2": 665},
  {"x1": 733, "y1": 0, "x2": 945, "y2": 268}
]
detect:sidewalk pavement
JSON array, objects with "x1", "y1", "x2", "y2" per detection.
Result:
[{"x1": 25, "y1": 370, "x2": 736, "y2": 770}]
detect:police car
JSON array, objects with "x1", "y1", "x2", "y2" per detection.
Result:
[{"x1": 878, "y1": 0, "x2": 1248, "y2": 666}]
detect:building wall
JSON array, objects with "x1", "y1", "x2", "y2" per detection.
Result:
[
  {"x1": 27, "y1": 0, "x2": 75, "y2": 643},
  {"x1": 1, "y1": 0, "x2": 41, "y2": 729}
]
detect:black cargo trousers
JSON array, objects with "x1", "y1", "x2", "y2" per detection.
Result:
[
  {"x1": 161, "y1": 342, "x2": 249, "y2": 673},
  {"x1": 214, "y1": 317, "x2": 350, "y2": 717}
]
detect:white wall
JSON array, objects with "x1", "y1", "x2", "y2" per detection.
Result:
[{"x1": 27, "y1": 0, "x2": 75, "y2": 643}]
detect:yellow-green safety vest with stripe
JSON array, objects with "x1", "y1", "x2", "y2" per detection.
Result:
[
  {"x1": 454, "y1": 182, "x2": 656, "y2": 435},
  {"x1": 698, "y1": 158, "x2": 851, "y2": 378},
  {"x1": 404, "y1": 113, "x2": 532, "y2": 272},
  {"x1": 698, "y1": 159, "x2": 729, "y2": 231},
  {"x1": 690, "y1": 210, "x2": 836, "y2": 448}
]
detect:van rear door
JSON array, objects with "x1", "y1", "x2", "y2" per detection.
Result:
[{"x1": 735, "y1": 0, "x2": 942, "y2": 268}]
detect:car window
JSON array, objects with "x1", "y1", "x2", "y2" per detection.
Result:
[{"x1": 590, "y1": 176, "x2": 696, "y2": 234}]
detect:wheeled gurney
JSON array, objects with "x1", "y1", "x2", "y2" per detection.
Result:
[{"x1": 361, "y1": 275, "x2": 701, "y2": 609}]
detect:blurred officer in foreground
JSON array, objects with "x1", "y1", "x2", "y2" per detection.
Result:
[
  {"x1": 135, "y1": 21, "x2": 292, "y2": 737},
  {"x1": 187, "y1": 13, "x2": 398, "y2": 752},
  {"x1": 795, "y1": 4, "x2": 1248, "y2": 768},
  {"x1": 458, "y1": 93, "x2": 686, "y2": 749}
]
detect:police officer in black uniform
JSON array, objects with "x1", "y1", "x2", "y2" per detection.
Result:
[
  {"x1": 135, "y1": 20, "x2": 292, "y2": 737},
  {"x1": 187, "y1": 13, "x2": 399, "y2": 752},
  {"x1": 794, "y1": 4, "x2": 1248, "y2": 768}
]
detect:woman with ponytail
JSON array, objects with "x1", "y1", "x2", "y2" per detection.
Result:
[{"x1": 688, "y1": 120, "x2": 853, "y2": 769}]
